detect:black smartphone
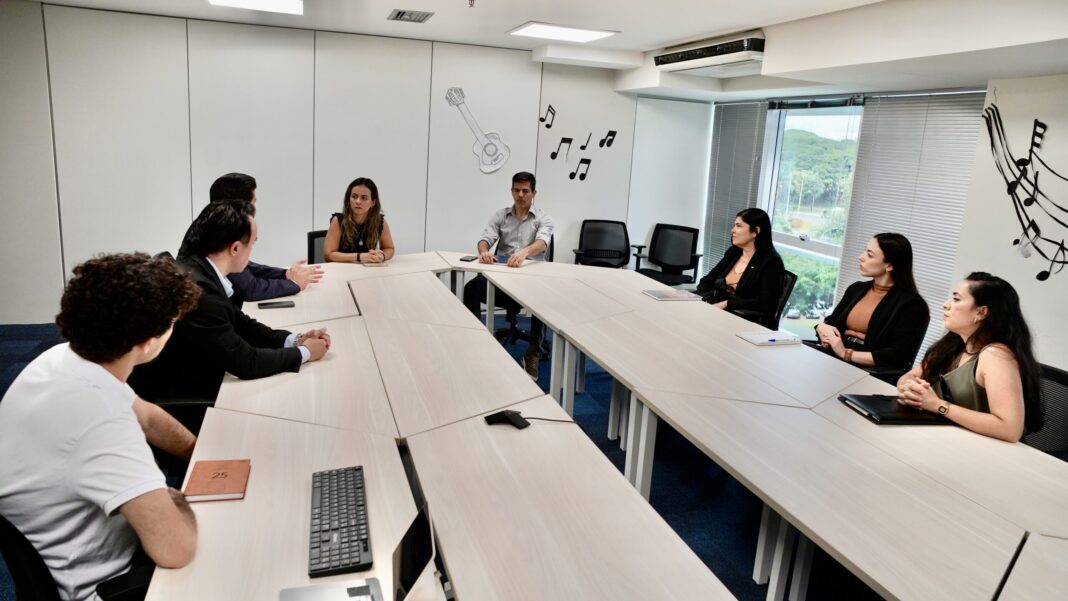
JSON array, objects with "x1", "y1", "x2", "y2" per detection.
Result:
[
  {"x1": 459, "y1": 255, "x2": 478, "y2": 262},
  {"x1": 257, "y1": 300, "x2": 295, "y2": 309}
]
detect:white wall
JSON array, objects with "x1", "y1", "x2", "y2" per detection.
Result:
[
  {"x1": 627, "y1": 98, "x2": 713, "y2": 266},
  {"x1": 188, "y1": 20, "x2": 314, "y2": 268},
  {"x1": 0, "y1": 0, "x2": 63, "y2": 323},
  {"x1": 536, "y1": 64, "x2": 637, "y2": 261},
  {"x1": 956, "y1": 74, "x2": 1068, "y2": 369},
  {"x1": 313, "y1": 32, "x2": 432, "y2": 255},
  {"x1": 45, "y1": 5, "x2": 192, "y2": 269}
]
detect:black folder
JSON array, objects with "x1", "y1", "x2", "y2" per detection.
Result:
[{"x1": 838, "y1": 394, "x2": 951, "y2": 426}]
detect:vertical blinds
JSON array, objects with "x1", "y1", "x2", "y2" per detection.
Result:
[
  {"x1": 702, "y1": 101, "x2": 768, "y2": 275},
  {"x1": 838, "y1": 92, "x2": 986, "y2": 361}
]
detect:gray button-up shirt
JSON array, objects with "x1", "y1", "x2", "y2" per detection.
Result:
[{"x1": 478, "y1": 205, "x2": 554, "y2": 259}]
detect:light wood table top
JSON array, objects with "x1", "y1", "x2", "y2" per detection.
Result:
[
  {"x1": 146, "y1": 408, "x2": 434, "y2": 601},
  {"x1": 576, "y1": 267, "x2": 680, "y2": 310},
  {"x1": 483, "y1": 269, "x2": 633, "y2": 334},
  {"x1": 435, "y1": 250, "x2": 545, "y2": 274},
  {"x1": 406, "y1": 395, "x2": 736, "y2": 601},
  {"x1": 566, "y1": 310, "x2": 807, "y2": 407},
  {"x1": 243, "y1": 262, "x2": 361, "y2": 329},
  {"x1": 816, "y1": 376, "x2": 1068, "y2": 538},
  {"x1": 999, "y1": 534, "x2": 1068, "y2": 601},
  {"x1": 364, "y1": 318, "x2": 543, "y2": 438},
  {"x1": 349, "y1": 271, "x2": 482, "y2": 330},
  {"x1": 343, "y1": 251, "x2": 451, "y2": 282},
  {"x1": 635, "y1": 388, "x2": 1024, "y2": 601},
  {"x1": 213, "y1": 316, "x2": 398, "y2": 437}
]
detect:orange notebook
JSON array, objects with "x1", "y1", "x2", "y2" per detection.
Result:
[{"x1": 183, "y1": 459, "x2": 251, "y2": 502}]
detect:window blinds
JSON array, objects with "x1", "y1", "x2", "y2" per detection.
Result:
[
  {"x1": 702, "y1": 101, "x2": 768, "y2": 276},
  {"x1": 837, "y1": 92, "x2": 986, "y2": 362}
]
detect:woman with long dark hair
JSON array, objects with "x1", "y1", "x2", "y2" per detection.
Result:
[
  {"x1": 324, "y1": 177, "x2": 396, "y2": 263},
  {"x1": 897, "y1": 272, "x2": 1043, "y2": 442},
  {"x1": 816, "y1": 233, "x2": 929, "y2": 370},
  {"x1": 696, "y1": 208, "x2": 785, "y2": 328}
]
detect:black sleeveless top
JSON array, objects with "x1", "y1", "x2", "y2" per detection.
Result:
[{"x1": 332, "y1": 213, "x2": 382, "y2": 254}]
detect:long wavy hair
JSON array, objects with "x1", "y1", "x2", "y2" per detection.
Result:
[
  {"x1": 873, "y1": 232, "x2": 920, "y2": 296},
  {"x1": 920, "y1": 272, "x2": 1043, "y2": 433},
  {"x1": 340, "y1": 177, "x2": 383, "y2": 250}
]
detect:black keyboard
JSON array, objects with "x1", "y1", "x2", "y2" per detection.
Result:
[{"x1": 308, "y1": 466, "x2": 373, "y2": 577}]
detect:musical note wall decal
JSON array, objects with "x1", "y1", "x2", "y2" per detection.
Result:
[
  {"x1": 983, "y1": 104, "x2": 1067, "y2": 281},
  {"x1": 580, "y1": 133, "x2": 592, "y2": 150},
  {"x1": 598, "y1": 130, "x2": 617, "y2": 148},
  {"x1": 550, "y1": 137, "x2": 572, "y2": 160},
  {"x1": 539, "y1": 105, "x2": 556, "y2": 128},
  {"x1": 569, "y1": 158, "x2": 592, "y2": 181}
]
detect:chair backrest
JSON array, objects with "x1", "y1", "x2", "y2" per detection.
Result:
[
  {"x1": 771, "y1": 270, "x2": 798, "y2": 329},
  {"x1": 576, "y1": 220, "x2": 630, "y2": 268},
  {"x1": 0, "y1": 512, "x2": 61, "y2": 601},
  {"x1": 647, "y1": 224, "x2": 700, "y2": 273},
  {"x1": 307, "y1": 230, "x2": 327, "y2": 264},
  {"x1": 1023, "y1": 364, "x2": 1068, "y2": 453}
]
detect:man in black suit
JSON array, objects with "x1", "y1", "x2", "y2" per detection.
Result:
[{"x1": 130, "y1": 200, "x2": 329, "y2": 410}]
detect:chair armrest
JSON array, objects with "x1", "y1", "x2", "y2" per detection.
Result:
[
  {"x1": 630, "y1": 244, "x2": 646, "y2": 251},
  {"x1": 633, "y1": 253, "x2": 649, "y2": 259},
  {"x1": 731, "y1": 309, "x2": 766, "y2": 318},
  {"x1": 573, "y1": 249, "x2": 585, "y2": 256},
  {"x1": 97, "y1": 563, "x2": 154, "y2": 601}
]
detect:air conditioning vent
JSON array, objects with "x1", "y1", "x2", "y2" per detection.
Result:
[
  {"x1": 654, "y1": 33, "x2": 765, "y2": 78},
  {"x1": 387, "y1": 9, "x2": 434, "y2": 23}
]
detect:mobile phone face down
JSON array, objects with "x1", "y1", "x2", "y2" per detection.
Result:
[
  {"x1": 257, "y1": 300, "x2": 295, "y2": 309},
  {"x1": 459, "y1": 255, "x2": 478, "y2": 262}
]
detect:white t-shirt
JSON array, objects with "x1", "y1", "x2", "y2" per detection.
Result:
[{"x1": 0, "y1": 343, "x2": 166, "y2": 601}]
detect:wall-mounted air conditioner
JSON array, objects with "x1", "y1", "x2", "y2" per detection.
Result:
[{"x1": 654, "y1": 31, "x2": 765, "y2": 78}]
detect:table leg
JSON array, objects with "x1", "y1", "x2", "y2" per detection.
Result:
[
  {"x1": 623, "y1": 392, "x2": 643, "y2": 484},
  {"x1": 561, "y1": 340, "x2": 576, "y2": 416},
  {"x1": 484, "y1": 281, "x2": 495, "y2": 332},
  {"x1": 767, "y1": 519, "x2": 798, "y2": 601},
  {"x1": 450, "y1": 270, "x2": 460, "y2": 296},
  {"x1": 549, "y1": 331, "x2": 563, "y2": 402},
  {"x1": 619, "y1": 392, "x2": 630, "y2": 450},
  {"x1": 789, "y1": 534, "x2": 813, "y2": 601},
  {"x1": 576, "y1": 352, "x2": 586, "y2": 394},
  {"x1": 753, "y1": 503, "x2": 781, "y2": 584},
  {"x1": 607, "y1": 379, "x2": 622, "y2": 440},
  {"x1": 634, "y1": 403, "x2": 658, "y2": 499}
]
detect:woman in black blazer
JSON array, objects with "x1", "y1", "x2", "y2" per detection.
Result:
[
  {"x1": 696, "y1": 208, "x2": 785, "y2": 328},
  {"x1": 816, "y1": 233, "x2": 929, "y2": 370}
]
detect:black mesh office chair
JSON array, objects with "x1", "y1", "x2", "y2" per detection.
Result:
[
  {"x1": 307, "y1": 230, "x2": 327, "y2": 264},
  {"x1": 1024, "y1": 364, "x2": 1068, "y2": 460},
  {"x1": 733, "y1": 270, "x2": 797, "y2": 330},
  {"x1": 632, "y1": 224, "x2": 702, "y2": 285},
  {"x1": 573, "y1": 220, "x2": 630, "y2": 268},
  {"x1": 0, "y1": 512, "x2": 61, "y2": 601}
]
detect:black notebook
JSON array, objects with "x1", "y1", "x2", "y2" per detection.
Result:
[{"x1": 838, "y1": 394, "x2": 951, "y2": 425}]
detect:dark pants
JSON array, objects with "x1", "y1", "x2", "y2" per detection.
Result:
[{"x1": 463, "y1": 274, "x2": 544, "y2": 355}]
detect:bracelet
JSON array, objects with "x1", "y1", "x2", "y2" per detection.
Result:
[
  {"x1": 844, "y1": 348, "x2": 854, "y2": 363},
  {"x1": 356, "y1": 252, "x2": 362, "y2": 263}
]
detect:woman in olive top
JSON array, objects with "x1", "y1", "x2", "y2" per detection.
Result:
[
  {"x1": 697, "y1": 208, "x2": 785, "y2": 328},
  {"x1": 324, "y1": 177, "x2": 396, "y2": 264},
  {"x1": 816, "y1": 233, "x2": 929, "y2": 370},
  {"x1": 897, "y1": 272, "x2": 1043, "y2": 442}
]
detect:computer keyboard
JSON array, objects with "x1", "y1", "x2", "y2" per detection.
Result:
[{"x1": 308, "y1": 466, "x2": 373, "y2": 577}]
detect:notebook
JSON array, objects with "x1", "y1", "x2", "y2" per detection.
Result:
[
  {"x1": 642, "y1": 289, "x2": 702, "y2": 301},
  {"x1": 838, "y1": 394, "x2": 950, "y2": 425},
  {"x1": 736, "y1": 330, "x2": 801, "y2": 346},
  {"x1": 183, "y1": 459, "x2": 251, "y2": 502}
]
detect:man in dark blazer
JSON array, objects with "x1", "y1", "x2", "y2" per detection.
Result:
[{"x1": 131, "y1": 200, "x2": 329, "y2": 408}]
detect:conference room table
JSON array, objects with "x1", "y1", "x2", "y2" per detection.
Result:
[
  {"x1": 242, "y1": 262, "x2": 362, "y2": 329},
  {"x1": 349, "y1": 271, "x2": 483, "y2": 330},
  {"x1": 998, "y1": 534, "x2": 1068, "y2": 601}
]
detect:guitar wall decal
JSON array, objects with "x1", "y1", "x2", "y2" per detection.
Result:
[{"x1": 445, "y1": 87, "x2": 510, "y2": 174}]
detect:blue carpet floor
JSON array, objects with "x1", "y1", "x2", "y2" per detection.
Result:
[{"x1": 0, "y1": 320, "x2": 881, "y2": 600}]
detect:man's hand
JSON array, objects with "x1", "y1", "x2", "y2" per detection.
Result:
[
  {"x1": 300, "y1": 338, "x2": 328, "y2": 361},
  {"x1": 286, "y1": 260, "x2": 324, "y2": 290},
  {"x1": 299, "y1": 328, "x2": 331, "y2": 350},
  {"x1": 479, "y1": 251, "x2": 496, "y2": 264},
  {"x1": 506, "y1": 250, "x2": 528, "y2": 268}
]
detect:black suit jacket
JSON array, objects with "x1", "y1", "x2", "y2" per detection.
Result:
[
  {"x1": 130, "y1": 255, "x2": 303, "y2": 403},
  {"x1": 822, "y1": 280, "x2": 930, "y2": 369},
  {"x1": 696, "y1": 246, "x2": 785, "y2": 327}
]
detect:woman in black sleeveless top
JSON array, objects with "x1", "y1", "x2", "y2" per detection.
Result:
[{"x1": 324, "y1": 177, "x2": 395, "y2": 263}]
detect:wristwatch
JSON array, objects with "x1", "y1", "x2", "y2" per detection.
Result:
[
  {"x1": 356, "y1": 252, "x2": 362, "y2": 263},
  {"x1": 938, "y1": 402, "x2": 950, "y2": 415}
]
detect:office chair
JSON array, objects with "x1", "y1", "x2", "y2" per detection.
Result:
[
  {"x1": 0, "y1": 511, "x2": 62, "y2": 601},
  {"x1": 1024, "y1": 363, "x2": 1068, "y2": 460},
  {"x1": 573, "y1": 219, "x2": 630, "y2": 268},
  {"x1": 307, "y1": 230, "x2": 327, "y2": 264},
  {"x1": 495, "y1": 237, "x2": 553, "y2": 357},
  {"x1": 632, "y1": 223, "x2": 702, "y2": 285},
  {"x1": 733, "y1": 270, "x2": 797, "y2": 330}
]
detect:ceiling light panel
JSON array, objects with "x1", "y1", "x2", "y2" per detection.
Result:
[
  {"x1": 207, "y1": 0, "x2": 304, "y2": 16},
  {"x1": 508, "y1": 22, "x2": 618, "y2": 43}
]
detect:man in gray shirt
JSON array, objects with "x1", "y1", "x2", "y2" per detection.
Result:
[{"x1": 463, "y1": 171, "x2": 554, "y2": 379}]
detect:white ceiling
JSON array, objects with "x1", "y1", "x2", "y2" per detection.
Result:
[{"x1": 49, "y1": 0, "x2": 881, "y2": 52}]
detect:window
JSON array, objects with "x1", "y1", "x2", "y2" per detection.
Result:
[{"x1": 760, "y1": 105, "x2": 863, "y2": 337}]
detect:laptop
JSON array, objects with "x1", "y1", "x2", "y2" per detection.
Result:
[
  {"x1": 280, "y1": 505, "x2": 435, "y2": 601},
  {"x1": 838, "y1": 393, "x2": 950, "y2": 426}
]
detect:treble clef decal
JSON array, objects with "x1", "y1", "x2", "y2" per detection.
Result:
[{"x1": 445, "y1": 87, "x2": 511, "y2": 174}]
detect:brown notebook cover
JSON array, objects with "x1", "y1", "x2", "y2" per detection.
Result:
[{"x1": 183, "y1": 459, "x2": 251, "y2": 502}]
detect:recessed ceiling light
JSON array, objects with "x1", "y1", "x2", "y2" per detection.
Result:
[
  {"x1": 508, "y1": 22, "x2": 618, "y2": 43},
  {"x1": 207, "y1": 0, "x2": 304, "y2": 16}
]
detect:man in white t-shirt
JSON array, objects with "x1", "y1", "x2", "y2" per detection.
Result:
[{"x1": 0, "y1": 253, "x2": 202, "y2": 601}]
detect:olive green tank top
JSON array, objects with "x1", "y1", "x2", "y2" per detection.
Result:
[{"x1": 934, "y1": 355, "x2": 990, "y2": 414}]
